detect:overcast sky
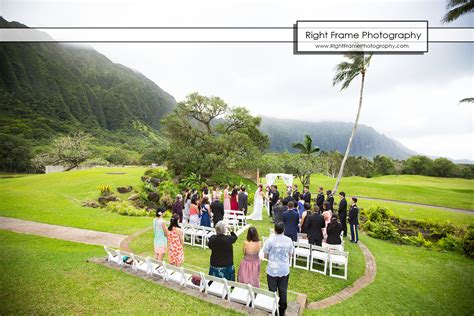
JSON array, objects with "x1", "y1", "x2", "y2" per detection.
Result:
[{"x1": 3, "y1": 0, "x2": 473, "y2": 160}]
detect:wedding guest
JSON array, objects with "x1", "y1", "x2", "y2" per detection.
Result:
[
  {"x1": 300, "y1": 203, "x2": 312, "y2": 234},
  {"x1": 338, "y1": 192, "x2": 348, "y2": 237},
  {"x1": 297, "y1": 195, "x2": 305, "y2": 218},
  {"x1": 273, "y1": 198, "x2": 286, "y2": 224},
  {"x1": 263, "y1": 222, "x2": 294, "y2": 316},
  {"x1": 223, "y1": 185, "x2": 231, "y2": 210},
  {"x1": 238, "y1": 227, "x2": 261, "y2": 287},
  {"x1": 270, "y1": 185, "x2": 280, "y2": 219},
  {"x1": 172, "y1": 194, "x2": 184, "y2": 223},
  {"x1": 211, "y1": 194, "x2": 224, "y2": 226},
  {"x1": 326, "y1": 215, "x2": 343, "y2": 245},
  {"x1": 302, "y1": 185, "x2": 311, "y2": 205},
  {"x1": 349, "y1": 197, "x2": 360, "y2": 243},
  {"x1": 305, "y1": 206, "x2": 325, "y2": 246},
  {"x1": 153, "y1": 207, "x2": 168, "y2": 261},
  {"x1": 212, "y1": 186, "x2": 221, "y2": 201},
  {"x1": 292, "y1": 184, "x2": 300, "y2": 202},
  {"x1": 208, "y1": 221, "x2": 238, "y2": 281},
  {"x1": 167, "y1": 214, "x2": 184, "y2": 266},
  {"x1": 200, "y1": 196, "x2": 212, "y2": 227},
  {"x1": 230, "y1": 187, "x2": 239, "y2": 211},
  {"x1": 189, "y1": 197, "x2": 200, "y2": 226},
  {"x1": 283, "y1": 190, "x2": 295, "y2": 205},
  {"x1": 282, "y1": 201, "x2": 299, "y2": 242},
  {"x1": 326, "y1": 190, "x2": 334, "y2": 211},
  {"x1": 238, "y1": 186, "x2": 249, "y2": 215},
  {"x1": 316, "y1": 187, "x2": 325, "y2": 208},
  {"x1": 183, "y1": 188, "x2": 191, "y2": 223},
  {"x1": 322, "y1": 201, "x2": 332, "y2": 242}
]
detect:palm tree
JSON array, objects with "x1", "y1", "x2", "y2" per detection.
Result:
[
  {"x1": 332, "y1": 52, "x2": 372, "y2": 194},
  {"x1": 292, "y1": 134, "x2": 320, "y2": 155},
  {"x1": 442, "y1": 0, "x2": 474, "y2": 23},
  {"x1": 459, "y1": 97, "x2": 474, "y2": 104}
]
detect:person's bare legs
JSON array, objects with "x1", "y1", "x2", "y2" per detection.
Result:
[{"x1": 156, "y1": 252, "x2": 165, "y2": 261}]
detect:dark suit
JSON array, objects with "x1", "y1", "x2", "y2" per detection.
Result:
[
  {"x1": 338, "y1": 198, "x2": 348, "y2": 237},
  {"x1": 326, "y1": 221, "x2": 343, "y2": 245},
  {"x1": 211, "y1": 200, "x2": 224, "y2": 226},
  {"x1": 283, "y1": 195, "x2": 295, "y2": 206},
  {"x1": 282, "y1": 208, "x2": 300, "y2": 241},
  {"x1": 273, "y1": 204, "x2": 287, "y2": 224},
  {"x1": 302, "y1": 191, "x2": 311, "y2": 205},
  {"x1": 326, "y1": 195, "x2": 334, "y2": 211},
  {"x1": 270, "y1": 190, "x2": 279, "y2": 218},
  {"x1": 349, "y1": 204, "x2": 359, "y2": 242},
  {"x1": 305, "y1": 213, "x2": 326, "y2": 246},
  {"x1": 238, "y1": 192, "x2": 248, "y2": 215},
  {"x1": 316, "y1": 192, "x2": 324, "y2": 208},
  {"x1": 292, "y1": 190, "x2": 300, "y2": 202}
]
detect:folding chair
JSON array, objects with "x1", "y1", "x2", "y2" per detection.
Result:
[
  {"x1": 226, "y1": 280, "x2": 253, "y2": 306},
  {"x1": 202, "y1": 226, "x2": 216, "y2": 249},
  {"x1": 165, "y1": 263, "x2": 186, "y2": 286},
  {"x1": 104, "y1": 246, "x2": 121, "y2": 265},
  {"x1": 251, "y1": 286, "x2": 279, "y2": 316},
  {"x1": 130, "y1": 253, "x2": 149, "y2": 274},
  {"x1": 329, "y1": 250, "x2": 349, "y2": 280},
  {"x1": 293, "y1": 242, "x2": 311, "y2": 270},
  {"x1": 146, "y1": 257, "x2": 167, "y2": 279},
  {"x1": 183, "y1": 268, "x2": 205, "y2": 291},
  {"x1": 310, "y1": 245, "x2": 329, "y2": 275},
  {"x1": 193, "y1": 225, "x2": 206, "y2": 248},
  {"x1": 118, "y1": 250, "x2": 133, "y2": 267},
  {"x1": 323, "y1": 242, "x2": 344, "y2": 252},
  {"x1": 204, "y1": 274, "x2": 229, "y2": 299},
  {"x1": 182, "y1": 223, "x2": 194, "y2": 246}
]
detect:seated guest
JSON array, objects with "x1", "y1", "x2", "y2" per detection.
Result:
[
  {"x1": 208, "y1": 221, "x2": 238, "y2": 280},
  {"x1": 282, "y1": 201, "x2": 299, "y2": 242},
  {"x1": 300, "y1": 203, "x2": 313, "y2": 234},
  {"x1": 305, "y1": 207, "x2": 325, "y2": 246},
  {"x1": 238, "y1": 227, "x2": 261, "y2": 287},
  {"x1": 273, "y1": 198, "x2": 287, "y2": 224},
  {"x1": 326, "y1": 215, "x2": 343, "y2": 245}
]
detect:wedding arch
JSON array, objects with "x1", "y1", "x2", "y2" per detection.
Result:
[{"x1": 263, "y1": 173, "x2": 294, "y2": 215}]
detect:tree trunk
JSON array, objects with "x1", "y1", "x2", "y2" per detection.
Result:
[{"x1": 333, "y1": 72, "x2": 365, "y2": 195}]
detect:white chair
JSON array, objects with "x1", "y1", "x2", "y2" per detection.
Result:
[
  {"x1": 202, "y1": 226, "x2": 216, "y2": 249},
  {"x1": 329, "y1": 250, "x2": 349, "y2": 280},
  {"x1": 235, "y1": 210, "x2": 247, "y2": 228},
  {"x1": 183, "y1": 268, "x2": 205, "y2": 291},
  {"x1": 165, "y1": 263, "x2": 186, "y2": 286},
  {"x1": 226, "y1": 280, "x2": 253, "y2": 306},
  {"x1": 182, "y1": 224, "x2": 194, "y2": 246},
  {"x1": 130, "y1": 253, "x2": 149, "y2": 274},
  {"x1": 146, "y1": 257, "x2": 167, "y2": 279},
  {"x1": 224, "y1": 210, "x2": 238, "y2": 229},
  {"x1": 104, "y1": 246, "x2": 121, "y2": 265},
  {"x1": 293, "y1": 242, "x2": 311, "y2": 270},
  {"x1": 323, "y1": 242, "x2": 344, "y2": 252},
  {"x1": 251, "y1": 286, "x2": 279, "y2": 316},
  {"x1": 192, "y1": 225, "x2": 206, "y2": 248},
  {"x1": 204, "y1": 274, "x2": 229, "y2": 299},
  {"x1": 310, "y1": 245, "x2": 329, "y2": 275},
  {"x1": 297, "y1": 233, "x2": 307, "y2": 243},
  {"x1": 118, "y1": 250, "x2": 133, "y2": 267}
]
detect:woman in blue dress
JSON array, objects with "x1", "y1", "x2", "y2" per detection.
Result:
[{"x1": 200, "y1": 196, "x2": 212, "y2": 227}]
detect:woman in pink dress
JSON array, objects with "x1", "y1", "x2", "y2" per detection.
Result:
[
  {"x1": 322, "y1": 201, "x2": 333, "y2": 242},
  {"x1": 238, "y1": 227, "x2": 261, "y2": 287},
  {"x1": 223, "y1": 185, "x2": 231, "y2": 210}
]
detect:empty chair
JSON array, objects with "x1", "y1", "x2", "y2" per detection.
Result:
[
  {"x1": 323, "y1": 242, "x2": 344, "y2": 252},
  {"x1": 297, "y1": 233, "x2": 307, "y2": 243},
  {"x1": 329, "y1": 250, "x2": 349, "y2": 280},
  {"x1": 251, "y1": 286, "x2": 279, "y2": 316},
  {"x1": 293, "y1": 242, "x2": 311, "y2": 270},
  {"x1": 104, "y1": 246, "x2": 121, "y2": 265},
  {"x1": 310, "y1": 245, "x2": 329, "y2": 275},
  {"x1": 165, "y1": 263, "x2": 186, "y2": 286},
  {"x1": 146, "y1": 257, "x2": 167, "y2": 279},
  {"x1": 193, "y1": 225, "x2": 206, "y2": 248},
  {"x1": 183, "y1": 268, "x2": 205, "y2": 291},
  {"x1": 202, "y1": 226, "x2": 216, "y2": 249},
  {"x1": 204, "y1": 274, "x2": 229, "y2": 299},
  {"x1": 130, "y1": 253, "x2": 149, "y2": 274},
  {"x1": 226, "y1": 280, "x2": 253, "y2": 306},
  {"x1": 182, "y1": 224, "x2": 194, "y2": 246}
]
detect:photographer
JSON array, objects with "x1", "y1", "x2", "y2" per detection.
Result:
[{"x1": 208, "y1": 221, "x2": 238, "y2": 281}]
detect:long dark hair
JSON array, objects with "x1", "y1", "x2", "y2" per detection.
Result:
[
  {"x1": 246, "y1": 227, "x2": 260, "y2": 242},
  {"x1": 323, "y1": 201, "x2": 331, "y2": 211},
  {"x1": 231, "y1": 188, "x2": 238, "y2": 196},
  {"x1": 168, "y1": 214, "x2": 181, "y2": 231}
]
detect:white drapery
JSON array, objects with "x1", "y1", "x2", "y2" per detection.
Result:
[{"x1": 264, "y1": 173, "x2": 294, "y2": 215}]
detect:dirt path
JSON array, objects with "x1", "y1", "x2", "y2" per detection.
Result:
[
  {"x1": 359, "y1": 196, "x2": 474, "y2": 214},
  {"x1": 0, "y1": 216, "x2": 127, "y2": 247}
]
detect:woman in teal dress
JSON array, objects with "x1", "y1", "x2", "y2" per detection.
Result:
[
  {"x1": 154, "y1": 208, "x2": 168, "y2": 260},
  {"x1": 200, "y1": 196, "x2": 212, "y2": 227}
]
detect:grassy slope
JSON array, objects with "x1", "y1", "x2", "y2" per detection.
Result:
[
  {"x1": 130, "y1": 216, "x2": 366, "y2": 303},
  {"x1": 0, "y1": 167, "x2": 151, "y2": 234},
  {"x1": 267, "y1": 174, "x2": 474, "y2": 210},
  {"x1": 0, "y1": 230, "x2": 240, "y2": 315},
  {"x1": 306, "y1": 234, "x2": 474, "y2": 315}
]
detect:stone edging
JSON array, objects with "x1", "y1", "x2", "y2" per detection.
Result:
[{"x1": 306, "y1": 241, "x2": 376, "y2": 310}]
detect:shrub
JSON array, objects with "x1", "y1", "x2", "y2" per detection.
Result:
[
  {"x1": 97, "y1": 185, "x2": 112, "y2": 196},
  {"x1": 402, "y1": 232, "x2": 433, "y2": 248},
  {"x1": 144, "y1": 167, "x2": 172, "y2": 181},
  {"x1": 437, "y1": 234, "x2": 464, "y2": 253},
  {"x1": 366, "y1": 221, "x2": 400, "y2": 241},
  {"x1": 105, "y1": 201, "x2": 146, "y2": 216},
  {"x1": 157, "y1": 180, "x2": 180, "y2": 198},
  {"x1": 367, "y1": 206, "x2": 393, "y2": 222},
  {"x1": 462, "y1": 225, "x2": 474, "y2": 258}
]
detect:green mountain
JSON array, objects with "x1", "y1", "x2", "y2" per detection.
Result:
[
  {"x1": 260, "y1": 117, "x2": 416, "y2": 159},
  {"x1": 0, "y1": 17, "x2": 175, "y2": 152}
]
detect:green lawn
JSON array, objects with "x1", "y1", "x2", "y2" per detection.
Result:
[
  {"x1": 0, "y1": 230, "x2": 240, "y2": 315},
  {"x1": 130, "y1": 215, "x2": 366, "y2": 303},
  {"x1": 0, "y1": 167, "x2": 151, "y2": 234},
  {"x1": 306, "y1": 234, "x2": 474, "y2": 315},
  {"x1": 266, "y1": 174, "x2": 474, "y2": 211}
]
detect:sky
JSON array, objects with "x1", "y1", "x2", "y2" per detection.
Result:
[{"x1": 2, "y1": 0, "x2": 473, "y2": 160}]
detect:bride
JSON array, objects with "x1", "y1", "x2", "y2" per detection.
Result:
[{"x1": 247, "y1": 184, "x2": 265, "y2": 221}]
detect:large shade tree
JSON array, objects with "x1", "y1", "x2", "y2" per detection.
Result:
[
  {"x1": 332, "y1": 52, "x2": 372, "y2": 194},
  {"x1": 161, "y1": 92, "x2": 269, "y2": 178}
]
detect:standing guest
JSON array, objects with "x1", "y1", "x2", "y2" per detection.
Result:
[
  {"x1": 208, "y1": 221, "x2": 238, "y2": 281},
  {"x1": 349, "y1": 197, "x2": 360, "y2": 243},
  {"x1": 297, "y1": 195, "x2": 305, "y2": 219},
  {"x1": 238, "y1": 227, "x2": 261, "y2": 287},
  {"x1": 200, "y1": 196, "x2": 212, "y2": 227},
  {"x1": 304, "y1": 206, "x2": 325, "y2": 246},
  {"x1": 212, "y1": 186, "x2": 221, "y2": 201},
  {"x1": 316, "y1": 187, "x2": 325, "y2": 208},
  {"x1": 202, "y1": 186, "x2": 211, "y2": 200},
  {"x1": 167, "y1": 214, "x2": 184, "y2": 266},
  {"x1": 230, "y1": 187, "x2": 239, "y2": 211},
  {"x1": 211, "y1": 194, "x2": 224, "y2": 227},
  {"x1": 263, "y1": 222, "x2": 294, "y2": 316},
  {"x1": 282, "y1": 201, "x2": 300, "y2": 242},
  {"x1": 238, "y1": 186, "x2": 249, "y2": 215},
  {"x1": 283, "y1": 191, "x2": 295, "y2": 205},
  {"x1": 326, "y1": 190, "x2": 334, "y2": 211},
  {"x1": 321, "y1": 201, "x2": 332, "y2": 242},
  {"x1": 191, "y1": 188, "x2": 198, "y2": 201},
  {"x1": 153, "y1": 207, "x2": 168, "y2": 261},
  {"x1": 270, "y1": 185, "x2": 280, "y2": 219},
  {"x1": 183, "y1": 189, "x2": 191, "y2": 224},
  {"x1": 338, "y1": 192, "x2": 348, "y2": 237},
  {"x1": 223, "y1": 185, "x2": 231, "y2": 210},
  {"x1": 292, "y1": 185, "x2": 300, "y2": 202},
  {"x1": 326, "y1": 215, "x2": 343, "y2": 245},
  {"x1": 300, "y1": 203, "x2": 312, "y2": 234},
  {"x1": 302, "y1": 186, "x2": 312, "y2": 205},
  {"x1": 273, "y1": 198, "x2": 286, "y2": 224},
  {"x1": 189, "y1": 197, "x2": 200, "y2": 226},
  {"x1": 172, "y1": 194, "x2": 184, "y2": 223}
]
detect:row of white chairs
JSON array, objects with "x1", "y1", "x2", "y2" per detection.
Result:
[
  {"x1": 182, "y1": 223, "x2": 215, "y2": 248},
  {"x1": 224, "y1": 210, "x2": 247, "y2": 230},
  {"x1": 104, "y1": 246, "x2": 280, "y2": 315}
]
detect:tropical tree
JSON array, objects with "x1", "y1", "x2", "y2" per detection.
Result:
[
  {"x1": 442, "y1": 0, "x2": 474, "y2": 22},
  {"x1": 459, "y1": 97, "x2": 474, "y2": 104},
  {"x1": 292, "y1": 134, "x2": 320, "y2": 155},
  {"x1": 332, "y1": 52, "x2": 372, "y2": 194}
]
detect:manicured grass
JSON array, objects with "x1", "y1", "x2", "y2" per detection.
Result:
[
  {"x1": 130, "y1": 214, "x2": 366, "y2": 303},
  {"x1": 0, "y1": 230, "x2": 240, "y2": 315},
  {"x1": 266, "y1": 174, "x2": 474, "y2": 210},
  {"x1": 0, "y1": 167, "x2": 151, "y2": 234},
  {"x1": 306, "y1": 234, "x2": 474, "y2": 315}
]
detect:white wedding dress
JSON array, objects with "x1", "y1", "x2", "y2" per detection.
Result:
[{"x1": 247, "y1": 189, "x2": 263, "y2": 221}]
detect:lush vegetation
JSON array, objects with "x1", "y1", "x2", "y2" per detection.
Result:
[{"x1": 0, "y1": 230, "x2": 240, "y2": 315}]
